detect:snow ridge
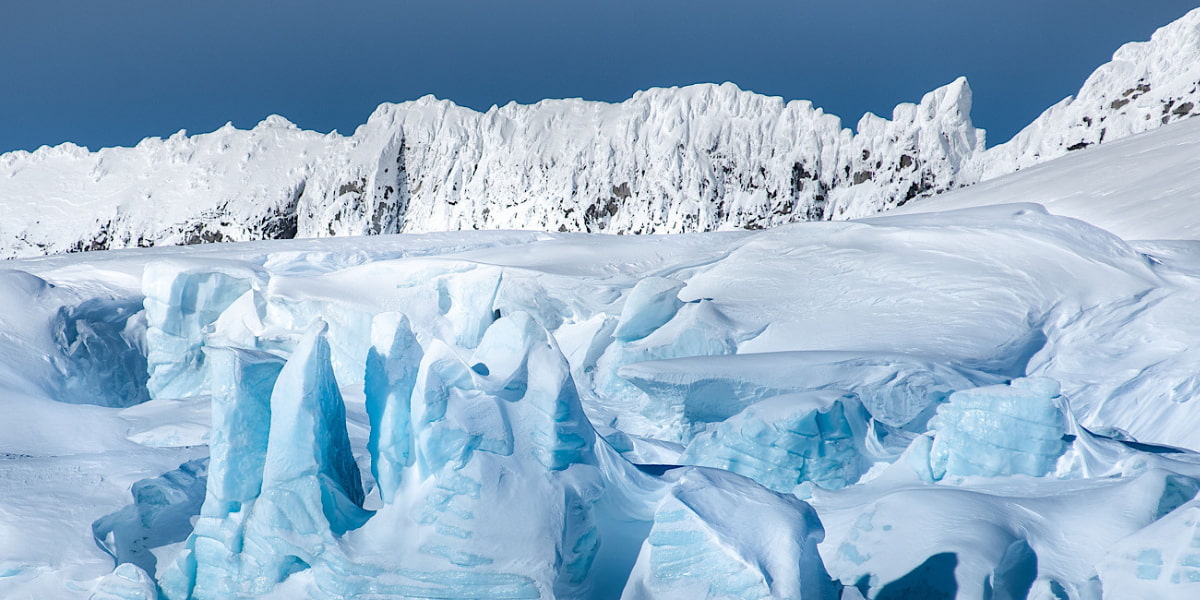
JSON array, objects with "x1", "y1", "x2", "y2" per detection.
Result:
[
  {"x1": 967, "y1": 7, "x2": 1200, "y2": 180},
  {"x1": 0, "y1": 81, "x2": 982, "y2": 258}
]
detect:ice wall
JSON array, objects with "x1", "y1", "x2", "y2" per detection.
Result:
[
  {"x1": 622, "y1": 468, "x2": 837, "y2": 600},
  {"x1": 143, "y1": 261, "x2": 267, "y2": 400},
  {"x1": 680, "y1": 392, "x2": 870, "y2": 492},
  {"x1": 160, "y1": 324, "x2": 366, "y2": 599},
  {"x1": 922, "y1": 377, "x2": 1068, "y2": 480}
]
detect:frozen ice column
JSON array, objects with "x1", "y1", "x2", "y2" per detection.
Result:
[
  {"x1": 159, "y1": 322, "x2": 367, "y2": 598},
  {"x1": 364, "y1": 312, "x2": 423, "y2": 504}
]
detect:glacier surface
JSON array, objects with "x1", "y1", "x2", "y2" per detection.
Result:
[
  {"x1": 3, "y1": 191, "x2": 1200, "y2": 598},
  {"x1": 4, "y1": 10, "x2": 1200, "y2": 598}
]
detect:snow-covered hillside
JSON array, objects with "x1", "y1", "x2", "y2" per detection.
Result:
[
  {"x1": 966, "y1": 6, "x2": 1200, "y2": 181},
  {"x1": 2, "y1": 8, "x2": 1197, "y2": 258},
  {"x1": 895, "y1": 113, "x2": 1200, "y2": 240},
  {"x1": 0, "y1": 79, "x2": 982, "y2": 258}
]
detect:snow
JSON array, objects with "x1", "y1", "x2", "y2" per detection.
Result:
[
  {"x1": 896, "y1": 115, "x2": 1200, "y2": 240},
  {"x1": 4, "y1": 9, "x2": 1200, "y2": 599}
]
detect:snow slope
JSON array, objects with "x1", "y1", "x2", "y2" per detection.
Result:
[
  {"x1": 893, "y1": 114, "x2": 1200, "y2": 240},
  {"x1": 967, "y1": 6, "x2": 1200, "y2": 181},
  {"x1": 2, "y1": 9, "x2": 1198, "y2": 258}
]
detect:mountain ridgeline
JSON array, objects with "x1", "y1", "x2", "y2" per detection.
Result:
[{"x1": 1, "y1": 8, "x2": 1198, "y2": 258}]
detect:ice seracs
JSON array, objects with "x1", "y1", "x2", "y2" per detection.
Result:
[
  {"x1": 160, "y1": 324, "x2": 366, "y2": 599},
  {"x1": 622, "y1": 468, "x2": 837, "y2": 600},
  {"x1": 679, "y1": 392, "x2": 871, "y2": 492}
]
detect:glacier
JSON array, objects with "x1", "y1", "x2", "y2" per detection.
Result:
[
  {"x1": 4, "y1": 185, "x2": 1200, "y2": 598},
  {"x1": 5, "y1": 8, "x2": 1200, "y2": 600}
]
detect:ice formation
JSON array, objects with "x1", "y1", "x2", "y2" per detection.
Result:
[
  {"x1": 921, "y1": 377, "x2": 1068, "y2": 481},
  {"x1": 622, "y1": 468, "x2": 836, "y2": 600},
  {"x1": 0, "y1": 198, "x2": 1195, "y2": 599},
  {"x1": 159, "y1": 324, "x2": 368, "y2": 598},
  {"x1": 680, "y1": 392, "x2": 870, "y2": 492},
  {"x1": 8, "y1": 15, "x2": 1200, "y2": 589},
  {"x1": 143, "y1": 260, "x2": 266, "y2": 400}
]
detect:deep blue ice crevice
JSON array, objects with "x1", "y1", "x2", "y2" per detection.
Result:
[{"x1": 53, "y1": 297, "x2": 151, "y2": 408}]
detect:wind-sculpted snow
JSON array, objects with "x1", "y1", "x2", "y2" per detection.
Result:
[{"x1": 10, "y1": 204, "x2": 1200, "y2": 597}]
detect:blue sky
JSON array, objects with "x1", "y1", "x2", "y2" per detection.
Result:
[{"x1": 2, "y1": 1, "x2": 1197, "y2": 153}]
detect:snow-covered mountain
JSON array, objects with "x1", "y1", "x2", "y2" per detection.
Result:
[
  {"x1": 1, "y1": 7, "x2": 1197, "y2": 259},
  {"x1": 966, "y1": 6, "x2": 1200, "y2": 181},
  {"x1": 0, "y1": 79, "x2": 982, "y2": 258}
]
